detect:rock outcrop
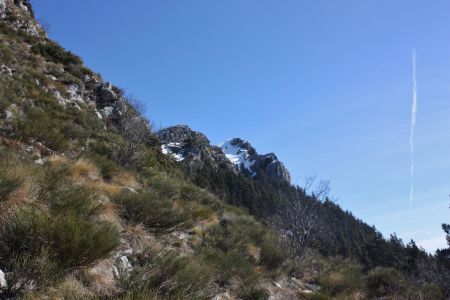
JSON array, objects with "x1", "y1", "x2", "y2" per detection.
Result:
[
  {"x1": 158, "y1": 125, "x2": 291, "y2": 183},
  {"x1": 158, "y1": 125, "x2": 235, "y2": 172},
  {"x1": 0, "y1": 269, "x2": 6, "y2": 290},
  {"x1": 221, "y1": 138, "x2": 291, "y2": 183}
]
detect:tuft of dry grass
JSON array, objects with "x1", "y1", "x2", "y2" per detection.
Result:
[
  {"x1": 46, "y1": 275, "x2": 94, "y2": 300},
  {"x1": 96, "y1": 196, "x2": 123, "y2": 230},
  {"x1": 111, "y1": 171, "x2": 140, "y2": 191},
  {"x1": 125, "y1": 224, "x2": 161, "y2": 254},
  {"x1": 246, "y1": 243, "x2": 261, "y2": 264},
  {"x1": 82, "y1": 259, "x2": 119, "y2": 296},
  {"x1": 70, "y1": 159, "x2": 100, "y2": 182}
]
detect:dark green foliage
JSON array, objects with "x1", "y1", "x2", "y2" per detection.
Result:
[
  {"x1": 122, "y1": 251, "x2": 217, "y2": 299},
  {"x1": 198, "y1": 215, "x2": 282, "y2": 298},
  {"x1": 365, "y1": 267, "x2": 405, "y2": 298},
  {"x1": 32, "y1": 41, "x2": 82, "y2": 66},
  {"x1": 17, "y1": 105, "x2": 69, "y2": 150},
  {"x1": 0, "y1": 206, "x2": 119, "y2": 269},
  {"x1": 260, "y1": 232, "x2": 288, "y2": 270},
  {"x1": 3, "y1": 248, "x2": 64, "y2": 296},
  {"x1": 0, "y1": 74, "x2": 27, "y2": 111},
  {"x1": 113, "y1": 192, "x2": 191, "y2": 232},
  {"x1": 0, "y1": 170, "x2": 22, "y2": 200},
  {"x1": 0, "y1": 166, "x2": 119, "y2": 296},
  {"x1": 89, "y1": 154, "x2": 120, "y2": 180},
  {"x1": 316, "y1": 258, "x2": 364, "y2": 297}
]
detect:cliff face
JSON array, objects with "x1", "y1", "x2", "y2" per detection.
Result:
[
  {"x1": 220, "y1": 138, "x2": 291, "y2": 183},
  {"x1": 158, "y1": 125, "x2": 236, "y2": 173},
  {"x1": 158, "y1": 126, "x2": 291, "y2": 183}
]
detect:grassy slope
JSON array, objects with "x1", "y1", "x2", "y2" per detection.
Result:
[{"x1": 0, "y1": 2, "x2": 447, "y2": 299}]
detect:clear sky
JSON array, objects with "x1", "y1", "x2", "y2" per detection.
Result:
[{"x1": 30, "y1": 0, "x2": 450, "y2": 252}]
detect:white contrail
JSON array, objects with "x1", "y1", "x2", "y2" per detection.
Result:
[{"x1": 409, "y1": 50, "x2": 417, "y2": 208}]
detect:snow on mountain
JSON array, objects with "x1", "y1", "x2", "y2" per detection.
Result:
[
  {"x1": 220, "y1": 139, "x2": 255, "y2": 174},
  {"x1": 161, "y1": 142, "x2": 184, "y2": 161}
]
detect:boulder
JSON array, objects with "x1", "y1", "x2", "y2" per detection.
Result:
[
  {"x1": 0, "y1": 269, "x2": 7, "y2": 290},
  {"x1": 0, "y1": 0, "x2": 6, "y2": 16}
]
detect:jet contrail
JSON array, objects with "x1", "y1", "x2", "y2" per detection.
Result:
[{"x1": 409, "y1": 50, "x2": 417, "y2": 208}]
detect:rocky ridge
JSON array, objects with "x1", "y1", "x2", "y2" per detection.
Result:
[{"x1": 158, "y1": 126, "x2": 291, "y2": 183}]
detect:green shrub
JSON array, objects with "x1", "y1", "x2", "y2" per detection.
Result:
[
  {"x1": 89, "y1": 154, "x2": 120, "y2": 180},
  {"x1": 365, "y1": 267, "x2": 405, "y2": 298},
  {"x1": 4, "y1": 248, "x2": 64, "y2": 296},
  {"x1": 32, "y1": 41, "x2": 83, "y2": 66},
  {"x1": 50, "y1": 213, "x2": 119, "y2": 266},
  {"x1": 317, "y1": 257, "x2": 364, "y2": 297},
  {"x1": 17, "y1": 106, "x2": 68, "y2": 151},
  {"x1": 200, "y1": 220, "x2": 266, "y2": 298},
  {"x1": 260, "y1": 232, "x2": 288, "y2": 270},
  {"x1": 0, "y1": 207, "x2": 119, "y2": 269},
  {"x1": 0, "y1": 74, "x2": 27, "y2": 111},
  {"x1": 123, "y1": 252, "x2": 216, "y2": 299},
  {"x1": 43, "y1": 183, "x2": 103, "y2": 218},
  {"x1": 114, "y1": 192, "x2": 190, "y2": 232},
  {"x1": 0, "y1": 168, "x2": 22, "y2": 200}
]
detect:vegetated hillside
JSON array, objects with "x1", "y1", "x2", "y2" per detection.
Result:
[{"x1": 0, "y1": 1, "x2": 449, "y2": 299}]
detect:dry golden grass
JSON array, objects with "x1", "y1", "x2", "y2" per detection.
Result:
[
  {"x1": 47, "y1": 154, "x2": 69, "y2": 166},
  {"x1": 43, "y1": 275, "x2": 93, "y2": 300},
  {"x1": 125, "y1": 223, "x2": 161, "y2": 253},
  {"x1": 97, "y1": 198, "x2": 123, "y2": 230},
  {"x1": 246, "y1": 243, "x2": 261, "y2": 264},
  {"x1": 83, "y1": 259, "x2": 119, "y2": 297},
  {"x1": 87, "y1": 181, "x2": 120, "y2": 195},
  {"x1": 328, "y1": 272, "x2": 345, "y2": 286},
  {"x1": 70, "y1": 159, "x2": 100, "y2": 182},
  {"x1": 111, "y1": 171, "x2": 140, "y2": 190}
]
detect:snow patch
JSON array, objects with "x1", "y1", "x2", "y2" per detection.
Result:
[
  {"x1": 220, "y1": 140, "x2": 254, "y2": 172},
  {"x1": 0, "y1": 269, "x2": 7, "y2": 290},
  {"x1": 161, "y1": 142, "x2": 185, "y2": 162}
]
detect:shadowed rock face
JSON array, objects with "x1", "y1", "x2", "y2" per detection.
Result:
[
  {"x1": 222, "y1": 138, "x2": 291, "y2": 183},
  {"x1": 158, "y1": 125, "x2": 235, "y2": 173},
  {"x1": 158, "y1": 126, "x2": 291, "y2": 183}
]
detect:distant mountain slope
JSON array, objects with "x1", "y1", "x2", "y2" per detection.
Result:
[
  {"x1": 158, "y1": 125, "x2": 291, "y2": 183},
  {"x1": 0, "y1": 1, "x2": 448, "y2": 299}
]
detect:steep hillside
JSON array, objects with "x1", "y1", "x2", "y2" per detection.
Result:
[{"x1": 0, "y1": 1, "x2": 449, "y2": 299}]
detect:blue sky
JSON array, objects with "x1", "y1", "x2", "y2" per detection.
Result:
[{"x1": 30, "y1": 0, "x2": 450, "y2": 252}]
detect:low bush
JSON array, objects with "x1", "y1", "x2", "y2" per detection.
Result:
[
  {"x1": 89, "y1": 154, "x2": 120, "y2": 181},
  {"x1": 3, "y1": 248, "x2": 64, "y2": 296},
  {"x1": 113, "y1": 192, "x2": 190, "y2": 232},
  {"x1": 365, "y1": 267, "x2": 405, "y2": 298},
  {"x1": 32, "y1": 41, "x2": 82, "y2": 66},
  {"x1": 260, "y1": 232, "x2": 288, "y2": 270},
  {"x1": 17, "y1": 106, "x2": 68, "y2": 151},
  {"x1": 122, "y1": 251, "x2": 217, "y2": 299},
  {"x1": 316, "y1": 257, "x2": 364, "y2": 297},
  {"x1": 0, "y1": 207, "x2": 119, "y2": 269},
  {"x1": 0, "y1": 167, "x2": 22, "y2": 200}
]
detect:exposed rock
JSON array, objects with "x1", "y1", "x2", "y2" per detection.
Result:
[
  {"x1": 212, "y1": 292, "x2": 234, "y2": 300},
  {"x1": 95, "y1": 82, "x2": 119, "y2": 106},
  {"x1": 0, "y1": 269, "x2": 7, "y2": 290},
  {"x1": 158, "y1": 125, "x2": 235, "y2": 172},
  {"x1": 116, "y1": 256, "x2": 132, "y2": 274},
  {"x1": 47, "y1": 74, "x2": 57, "y2": 81},
  {"x1": 0, "y1": 64, "x2": 12, "y2": 76},
  {"x1": 221, "y1": 138, "x2": 291, "y2": 183},
  {"x1": 0, "y1": 0, "x2": 5, "y2": 14},
  {"x1": 4, "y1": 109, "x2": 13, "y2": 122},
  {"x1": 93, "y1": 83, "x2": 128, "y2": 123},
  {"x1": 7, "y1": 16, "x2": 40, "y2": 37},
  {"x1": 67, "y1": 83, "x2": 84, "y2": 104},
  {"x1": 158, "y1": 125, "x2": 291, "y2": 183},
  {"x1": 4, "y1": 104, "x2": 20, "y2": 122}
]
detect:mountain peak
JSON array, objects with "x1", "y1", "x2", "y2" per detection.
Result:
[{"x1": 220, "y1": 138, "x2": 291, "y2": 183}]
